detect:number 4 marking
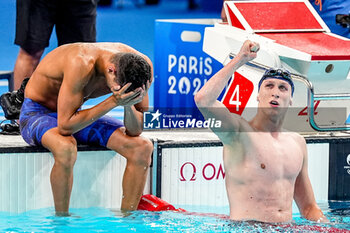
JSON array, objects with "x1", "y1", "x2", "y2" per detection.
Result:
[
  {"x1": 229, "y1": 85, "x2": 241, "y2": 112},
  {"x1": 298, "y1": 100, "x2": 320, "y2": 116}
]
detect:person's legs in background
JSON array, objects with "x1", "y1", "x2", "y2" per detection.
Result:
[
  {"x1": 0, "y1": 0, "x2": 54, "y2": 134},
  {"x1": 13, "y1": 0, "x2": 55, "y2": 90},
  {"x1": 13, "y1": 48, "x2": 43, "y2": 90}
]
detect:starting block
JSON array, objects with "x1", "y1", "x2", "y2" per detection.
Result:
[{"x1": 203, "y1": 0, "x2": 350, "y2": 132}]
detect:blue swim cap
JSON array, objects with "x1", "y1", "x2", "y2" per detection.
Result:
[{"x1": 258, "y1": 68, "x2": 294, "y2": 96}]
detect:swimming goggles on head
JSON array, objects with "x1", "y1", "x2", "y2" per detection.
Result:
[{"x1": 258, "y1": 68, "x2": 294, "y2": 96}]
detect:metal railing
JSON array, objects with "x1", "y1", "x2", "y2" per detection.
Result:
[{"x1": 292, "y1": 75, "x2": 350, "y2": 131}]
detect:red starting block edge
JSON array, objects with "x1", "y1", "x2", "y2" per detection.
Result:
[{"x1": 137, "y1": 195, "x2": 349, "y2": 232}]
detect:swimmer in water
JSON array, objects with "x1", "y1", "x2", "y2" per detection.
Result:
[
  {"x1": 19, "y1": 42, "x2": 153, "y2": 216},
  {"x1": 195, "y1": 40, "x2": 328, "y2": 223}
]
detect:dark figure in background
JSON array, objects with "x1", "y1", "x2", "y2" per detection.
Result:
[
  {"x1": 14, "y1": 0, "x2": 97, "y2": 90},
  {"x1": 309, "y1": 0, "x2": 350, "y2": 39},
  {"x1": 0, "y1": 0, "x2": 97, "y2": 133}
]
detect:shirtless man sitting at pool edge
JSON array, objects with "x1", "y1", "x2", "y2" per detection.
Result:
[
  {"x1": 19, "y1": 42, "x2": 153, "y2": 216},
  {"x1": 195, "y1": 40, "x2": 328, "y2": 223}
]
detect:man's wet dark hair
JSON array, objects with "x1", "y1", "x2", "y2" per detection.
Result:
[{"x1": 111, "y1": 53, "x2": 151, "y2": 92}]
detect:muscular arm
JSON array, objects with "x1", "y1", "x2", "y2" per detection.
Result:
[
  {"x1": 293, "y1": 136, "x2": 329, "y2": 223},
  {"x1": 123, "y1": 94, "x2": 148, "y2": 137},
  {"x1": 57, "y1": 58, "x2": 117, "y2": 135},
  {"x1": 194, "y1": 40, "x2": 259, "y2": 144},
  {"x1": 57, "y1": 57, "x2": 141, "y2": 135}
]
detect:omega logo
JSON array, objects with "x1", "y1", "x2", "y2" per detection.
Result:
[
  {"x1": 179, "y1": 162, "x2": 225, "y2": 181},
  {"x1": 344, "y1": 154, "x2": 350, "y2": 176}
]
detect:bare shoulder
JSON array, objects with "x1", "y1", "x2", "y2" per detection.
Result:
[
  {"x1": 284, "y1": 130, "x2": 306, "y2": 144},
  {"x1": 48, "y1": 43, "x2": 95, "y2": 63},
  {"x1": 68, "y1": 51, "x2": 94, "y2": 71},
  {"x1": 33, "y1": 43, "x2": 95, "y2": 79},
  {"x1": 56, "y1": 44, "x2": 96, "y2": 81},
  {"x1": 293, "y1": 132, "x2": 306, "y2": 144},
  {"x1": 283, "y1": 130, "x2": 307, "y2": 157}
]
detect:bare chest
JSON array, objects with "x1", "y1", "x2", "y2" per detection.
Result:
[
  {"x1": 225, "y1": 133, "x2": 304, "y2": 182},
  {"x1": 246, "y1": 134, "x2": 303, "y2": 179}
]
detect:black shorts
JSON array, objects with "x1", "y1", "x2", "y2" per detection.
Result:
[{"x1": 15, "y1": 0, "x2": 97, "y2": 54}]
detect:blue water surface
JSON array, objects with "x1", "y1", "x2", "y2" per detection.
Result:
[{"x1": 0, "y1": 201, "x2": 349, "y2": 232}]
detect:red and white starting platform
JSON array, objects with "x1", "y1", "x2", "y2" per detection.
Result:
[{"x1": 203, "y1": 0, "x2": 350, "y2": 132}]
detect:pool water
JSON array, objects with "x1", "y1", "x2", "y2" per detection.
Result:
[{"x1": 0, "y1": 201, "x2": 349, "y2": 232}]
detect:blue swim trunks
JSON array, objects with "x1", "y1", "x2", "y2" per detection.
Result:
[{"x1": 19, "y1": 98, "x2": 124, "y2": 146}]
